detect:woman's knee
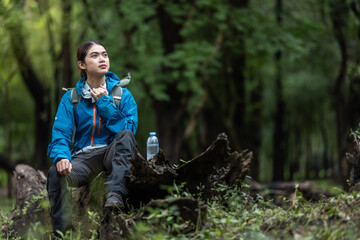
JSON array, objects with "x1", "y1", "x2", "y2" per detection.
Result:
[
  {"x1": 114, "y1": 130, "x2": 137, "y2": 150},
  {"x1": 114, "y1": 130, "x2": 135, "y2": 142},
  {"x1": 48, "y1": 164, "x2": 58, "y2": 178},
  {"x1": 47, "y1": 164, "x2": 61, "y2": 191},
  {"x1": 115, "y1": 130, "x2": 133, "y2": 137}
]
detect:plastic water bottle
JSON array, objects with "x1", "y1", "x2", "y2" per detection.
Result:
[{"x1": 147, "y1": 132, "x2": 159, "y2": 160}]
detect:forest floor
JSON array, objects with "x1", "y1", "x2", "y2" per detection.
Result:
[{"x1": 1, "y1": 180, "x2": 359, "y2": 239}]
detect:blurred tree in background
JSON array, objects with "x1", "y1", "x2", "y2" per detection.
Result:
[{"x1": 1, "y1": 0, "x2": 360, "y2": 186}]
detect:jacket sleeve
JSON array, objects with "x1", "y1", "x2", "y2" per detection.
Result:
[
  {"x1": 96, "y1": 88, "x2": 138, "y2": 135},
  {"x1": 47, "y1": 91, "x2": 75, "y2": 163}
]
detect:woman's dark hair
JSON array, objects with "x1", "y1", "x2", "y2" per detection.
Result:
[{"x1": 77, "y1": 40, "x2": 105, "y2": 78}]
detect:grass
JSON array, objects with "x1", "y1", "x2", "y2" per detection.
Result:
[
  {"x1": 1, "y1": 181, "x2": 360, "y2": 239},
  {"x1": 129, "y1": 182, "x2": 360, "y2": 240}
]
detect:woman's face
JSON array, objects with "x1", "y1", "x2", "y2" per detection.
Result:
[{"x1": 78, "y1": 44, "x2": 110, "y2": 78}]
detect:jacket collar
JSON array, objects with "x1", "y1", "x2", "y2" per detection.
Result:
[{"x1": 75, "y1": 71, "x2": 121, "y2": 96}]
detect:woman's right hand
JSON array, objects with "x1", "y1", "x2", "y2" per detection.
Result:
[
  {"x1": 91, "y1": 85, "x2": 108, "y2": 101},
  {"x1": 56, "y1": 159, "x2": 72, "y2": 175}
]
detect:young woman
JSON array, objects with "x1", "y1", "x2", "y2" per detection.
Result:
[{"x1": 47, "y1": 40, "x2": 138, "y2": 235}]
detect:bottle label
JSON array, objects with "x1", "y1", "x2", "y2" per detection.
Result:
[{"x1": 147, "y1": 144, "x2": 159, "y2": 160}]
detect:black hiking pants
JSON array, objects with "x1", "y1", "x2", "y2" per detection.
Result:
[{"x1": 47, "y1": 130, "x2": 137, "y2": 234}]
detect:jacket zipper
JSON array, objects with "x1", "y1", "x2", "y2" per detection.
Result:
[
  {"x1": 98, "y1": 116, "x2": 102, "y2": 135},
  {"x1": 91, "y1": 104, "x2": 96, "y2": 146}
]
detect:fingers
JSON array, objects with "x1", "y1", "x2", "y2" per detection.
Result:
[
  {"x1": 56, "y1": 159, "x2": 72, "y2": 175},
  {"x1": 68, "y1": 162, "x2": 72, "y2": 174},
  {"x1": 91, "y1": 86, "x2": 108, "y2": 101}
]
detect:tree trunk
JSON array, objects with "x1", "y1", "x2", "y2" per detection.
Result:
[
  {"x1": 289, "y1": 127, "x2": 301, "y2": 180},
  {"x1": 273, "y1": 0, "x2": 286, "y2": 181},
  {"x1": 230, "y1": 0, "x2": 249, "y2": 156},
  {"x1": 330, "y1": 0, "x2": 349, "y2": 187},
  {"x1": 4, "y1": 75, "x2": 15, "y2": 197},
  {"x1": 319, "y1": 112, "x2": 329, "y2": 174},
  {"x1": 60, "y1": 0, "x2": 73, "y2": 89},
  {"x1": 7, "y1": 4, "x2": 51, "y2": 170},
  {"x1": 154, "y1": 3, "x2": 185, "y2": 164},
  {"x1": 305, "y1": 129, "x2": 312, "y2": 179},
  {"x1": 246, "y1": 72, "x2": 263, "y2": 180},
  {"x1": 202, "y1": 0, "x2": 260, "y2": 180}
]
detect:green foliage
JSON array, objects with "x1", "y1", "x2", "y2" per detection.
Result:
[
  {"x1": 0, "y1": 0, "x2": 359, "y2": 182},
  {"x1": 88, "y1": 210, "x2": 101, "y2": 240},
  {"x1": 2, "y1": 182, "x2": 360, "y2": 239},
  {"x1": 129, "y1": 182, "x2": 360, "y2": 239}
]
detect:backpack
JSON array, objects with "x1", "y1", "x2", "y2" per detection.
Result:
[{"x1": 62, "y1": 73, "x2": 131, "y2": 150}]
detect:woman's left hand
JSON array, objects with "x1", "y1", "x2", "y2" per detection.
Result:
[{"x1": 91, "y1": 85, "x2": 108, "y2": 101}]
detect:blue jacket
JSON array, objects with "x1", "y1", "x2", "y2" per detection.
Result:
[{"x1": 47, "y1": 72, "x2": 138, "y2": 163}]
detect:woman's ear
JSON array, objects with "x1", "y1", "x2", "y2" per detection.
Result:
[{"x1": 78, "y1": 61, "x2": 86, "y2": 70}]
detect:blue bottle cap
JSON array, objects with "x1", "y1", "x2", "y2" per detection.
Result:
[{"x1": 150, "y1": 132, "x2": 156, "y2": 136}]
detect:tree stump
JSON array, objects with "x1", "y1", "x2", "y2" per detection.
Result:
[
  {"x1": 2, "y1": 133, "x2": 252, "y2": 238},
  {"x1": 2, "y1": 164, "x2": 48, "y2": 237}
]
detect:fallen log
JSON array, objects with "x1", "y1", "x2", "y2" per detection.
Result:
[
  {"x1": 2, "y1": 133, "x2": 252, "y2": 238},
  {"x1": 245, "y1": 178, "x2": 335, "y2": 205},
  {"x1": 128, "y1": 132, "x2": 252, "y2": 206}
]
